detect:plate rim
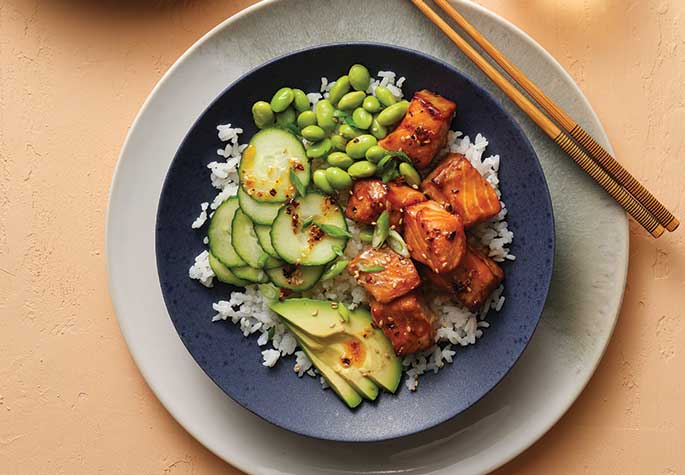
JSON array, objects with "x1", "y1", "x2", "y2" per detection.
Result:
[
  {"x1": 106, "y1": 0, "x2": 628, "y2": 473},
  {"x1": 153, "y1": 40, "x2": 556, "y2": 442}
]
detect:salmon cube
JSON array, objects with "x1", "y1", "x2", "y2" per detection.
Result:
[
  {"x1": 347, "y1": 246, "x2": 420, "y2": 303},
  {"x1": 422, "y1": 153, "x2": 501, "y2": 228},
  {"x1": 344, "y1": 179, "x2": 388, "y2": 225},
  {"x1": 403, "y1": 200, "x2": 466, "y2": 274},
  {"x1": 379, "y1": 90, "x2": 457, "y2": 169},
  {"x1": 385, "y1": 181, "x2": 427, "y2": 228},
  {"x1": 370, "y1": 290, "x2": 437, "y2": 356},
  {"x1": 423, "y1": 245, "x2": 504, "y2": 311}
]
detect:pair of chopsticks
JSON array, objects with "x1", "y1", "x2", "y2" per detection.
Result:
[{"x1": 410, "y1": 0, "x2": 679, "y2": 238}]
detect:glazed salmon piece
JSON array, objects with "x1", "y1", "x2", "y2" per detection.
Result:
[
  {"x1": 369, "y1": 290, "x2": 437, "y2": 356},
  {"x1": 385, "y1": 181, "x2": 427, "y2": 228},
  {"x1": 345, "y1": 179, "x2": 388, "y2": 225},
  {"x1": 345, "y1": 179, "x2": 426, "y2": 229},
  {"x1": 422, "y1": 153, "x2": 501, "y2": 228},
  {"x1": 423, "y1": 245, "x2": 504, "y2": 311},
  {"x1": 379, "y1": 90, "x2": 457, "y2": 169},
  {"x1": 403, "y1": 200, "x2": 466, "y2": 274},
  {"x1": 347, "y1": 246, "x2": 420, "y2": 303}
]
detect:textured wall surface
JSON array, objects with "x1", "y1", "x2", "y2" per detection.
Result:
[{"x1": 0, "y1": 0, "x2": 683, "y2": 473}]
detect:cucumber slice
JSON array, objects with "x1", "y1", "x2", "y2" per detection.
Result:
[
  {"x1": 271, "y1": 192, "x2": 349, "y2": 265},
  {"x1": 266, "y1": 264, "x2": 325, "y2": 291},
  {"x1": 208, "y1": 252, "x2": 249, "y2": 286},
  {"x1": 238, "y1": 186, "x2": 282, "y2": 225},
  {"x1": 255, "y1": 224, "x2": 278, "y2": 258},
  {"x1": 231, "y1": 208, "x2": 273, "y2": 268},
  {"x1": 239, "y1": 128, "x2": 310, "y2": 203},
  {"x1": 208, "y1": 197, "x2": 246, "y2": 268},
  {"x1": 232, "y1": 266, "x2": 269, "y2": 283}
]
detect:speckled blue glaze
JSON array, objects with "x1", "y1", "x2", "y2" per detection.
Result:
[{"x1": 155, "y1": 43, "x2": 554, "y2": 443}]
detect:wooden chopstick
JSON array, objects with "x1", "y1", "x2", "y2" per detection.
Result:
[
  {"x1": 410, "y1": 0, "x2": 668, "y2": 238},
  {"x1": 431, "y1": 0, "x2": 679, "y2": 233}
]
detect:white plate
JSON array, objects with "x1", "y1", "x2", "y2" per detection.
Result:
[{"x1": 106, "y1": 1, "x2": 628, "y2": 473}]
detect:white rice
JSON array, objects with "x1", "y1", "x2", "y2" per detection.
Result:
[{"x1": 188, "y1": 71, "x2": 514, "y2": 391}]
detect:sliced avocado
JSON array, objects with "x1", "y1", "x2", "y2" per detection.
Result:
[
  {"x1": 271, "y1": 298, "x2": 401, "y2": 402},
  {"x1": 269, "y1": 298, "x2": 345, "y2": 338},
  {"x1": 287, "y1": 324, "x2": 379, "y2": 401},
  {"x1": 347, "y1": 308, "x2": 402, "y2": 394},
  {"x1": 294, "y1": 333, "x2": 362, "y2": 409}
]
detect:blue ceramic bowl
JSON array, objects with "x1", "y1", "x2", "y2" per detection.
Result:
[{"x1": 156, "y1": 43, "x2": 554, "y2": 442}]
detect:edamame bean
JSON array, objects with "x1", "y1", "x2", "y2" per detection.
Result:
[
  {"x1": 292, "y1": 89, "x2": 310, "y2": 112},
  {"x1": 349, "y1": 64, "x2": 371, "y2": 91},
  {"x1": 345, "y1": 134, "x2": 377, "y2": 159},
  {"x1": 339, "y1": 123, "x2": 362, "y2": 139},
  {"x1": 337, "y1": 91, "x2": 365, "y2": 110},
  {"x1": 306, "y1": 138, "x2": 332, "y2": 159},
  {"x1": 365, "y1": 145, "x2": 387, "y2": 163},
  {"x1": 325, "y1": 167, "x2": 353, "y2": 190},
  {"x1": 362, "y1": 95, "x2": 381, "y2": 113},
  {"x1": 315, "y1": 99, "x2": 337, "y2": 132},
  {"x1": 313, "y1": 169, "x2": 335, "y2": 194},
  {"x1": 328, "y1": 75, "x2": 351, "y2": 106},
  {"x1": 352, "y1": 108, "x2": 372, "y2": 130},
  {"x1": 370, "y1": 118, "x2": 388, "y2": 139},
  {"x1": 374, "y1": 86, "x2": 397, "y2": 107},
  {"x1": 327, "y1": 152, "x2": 354, "y2": 169},
  {"x1": 348, "y1": 160, "x2": 377, "y2": 178},
  {"x1": 301, "y1": 125, "x2": 326, "y2": 142},
  {"x1": 376, "y1": 100, "x2": 409, "y2": 126},
  {"x1": 297, "y1": 110, "x2": 317, "y2": 128},
  {"x1": 276, "y1": 107, "x2": 296, "y2": 126},
  {"x1": 330, "y1": 134, "x2": 348, "y2": 151},
  {"x1": 270, "y1": 87, "x2": 294, "y2": 113},
  {"x1": 399, "y1": 162, "x2": 421, "y2": 187},
  {"x1": 252, "y1": 101, "x2": 274, "y2": 129}
]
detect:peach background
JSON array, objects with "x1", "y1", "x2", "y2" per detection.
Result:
[{"x1": 1, "y1": 0, "x2": 684, "y2": 473}]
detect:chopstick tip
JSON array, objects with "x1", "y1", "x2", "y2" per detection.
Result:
[
  {"x1": 666, "y1": 218, "x2": 679, "y2": 232},
  {"x1": 652, "y1": 225, "x2": 666, "y2": 239}
]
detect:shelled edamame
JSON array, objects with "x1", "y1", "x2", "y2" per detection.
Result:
[{"x1": 249, "y1": 63, "x2": 414, "y2": 194}]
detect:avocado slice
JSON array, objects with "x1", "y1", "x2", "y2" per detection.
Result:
[
  {"x1": 293, "y1": 332, "x2": 362, "y2": 409},
  {"x1": 346, "y1": 308, "x2": 403, "y2": 394},
  {"x1": 270, "y1": 299, "x2": 345, "y2": 338},
  {"x1": 270, "y1": 298, "x2": 402, "y2": 403},
  {"x1": 287, "y1": 323, "x2": 379, "y2": 401}
]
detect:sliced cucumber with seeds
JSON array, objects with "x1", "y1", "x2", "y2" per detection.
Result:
[
  {"x1": 266, "y1": 264, "x2": 325, "y2": 291},
  {"x1": 239, "y1": 128, "x2": 310, "y2": 203},
  {"x1": 232, "y1": 208, "x2": 282, "y2": 269},
  {"x1": 238, "y1": 186, "x2": 282, "y2": 225},
  {"x1": 271, "y1": 192, "x2": 349, "y2": 265},
  {"x1": 232, "y1": 266, "x2": 269, "y2": 283},
  {"x1": 208, "y1": 197, "x2": 246, "y2": 268},
  {"x1": 255, "y1": 224, "x2": 278, "y2": 258},
  {"x1": 208, "y1": 252, "x2": 249, "y2": 286}
]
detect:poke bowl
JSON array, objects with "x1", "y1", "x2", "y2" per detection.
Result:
[{"x1": 155, "y1": 43, "x2": 554, "y2": 442}]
